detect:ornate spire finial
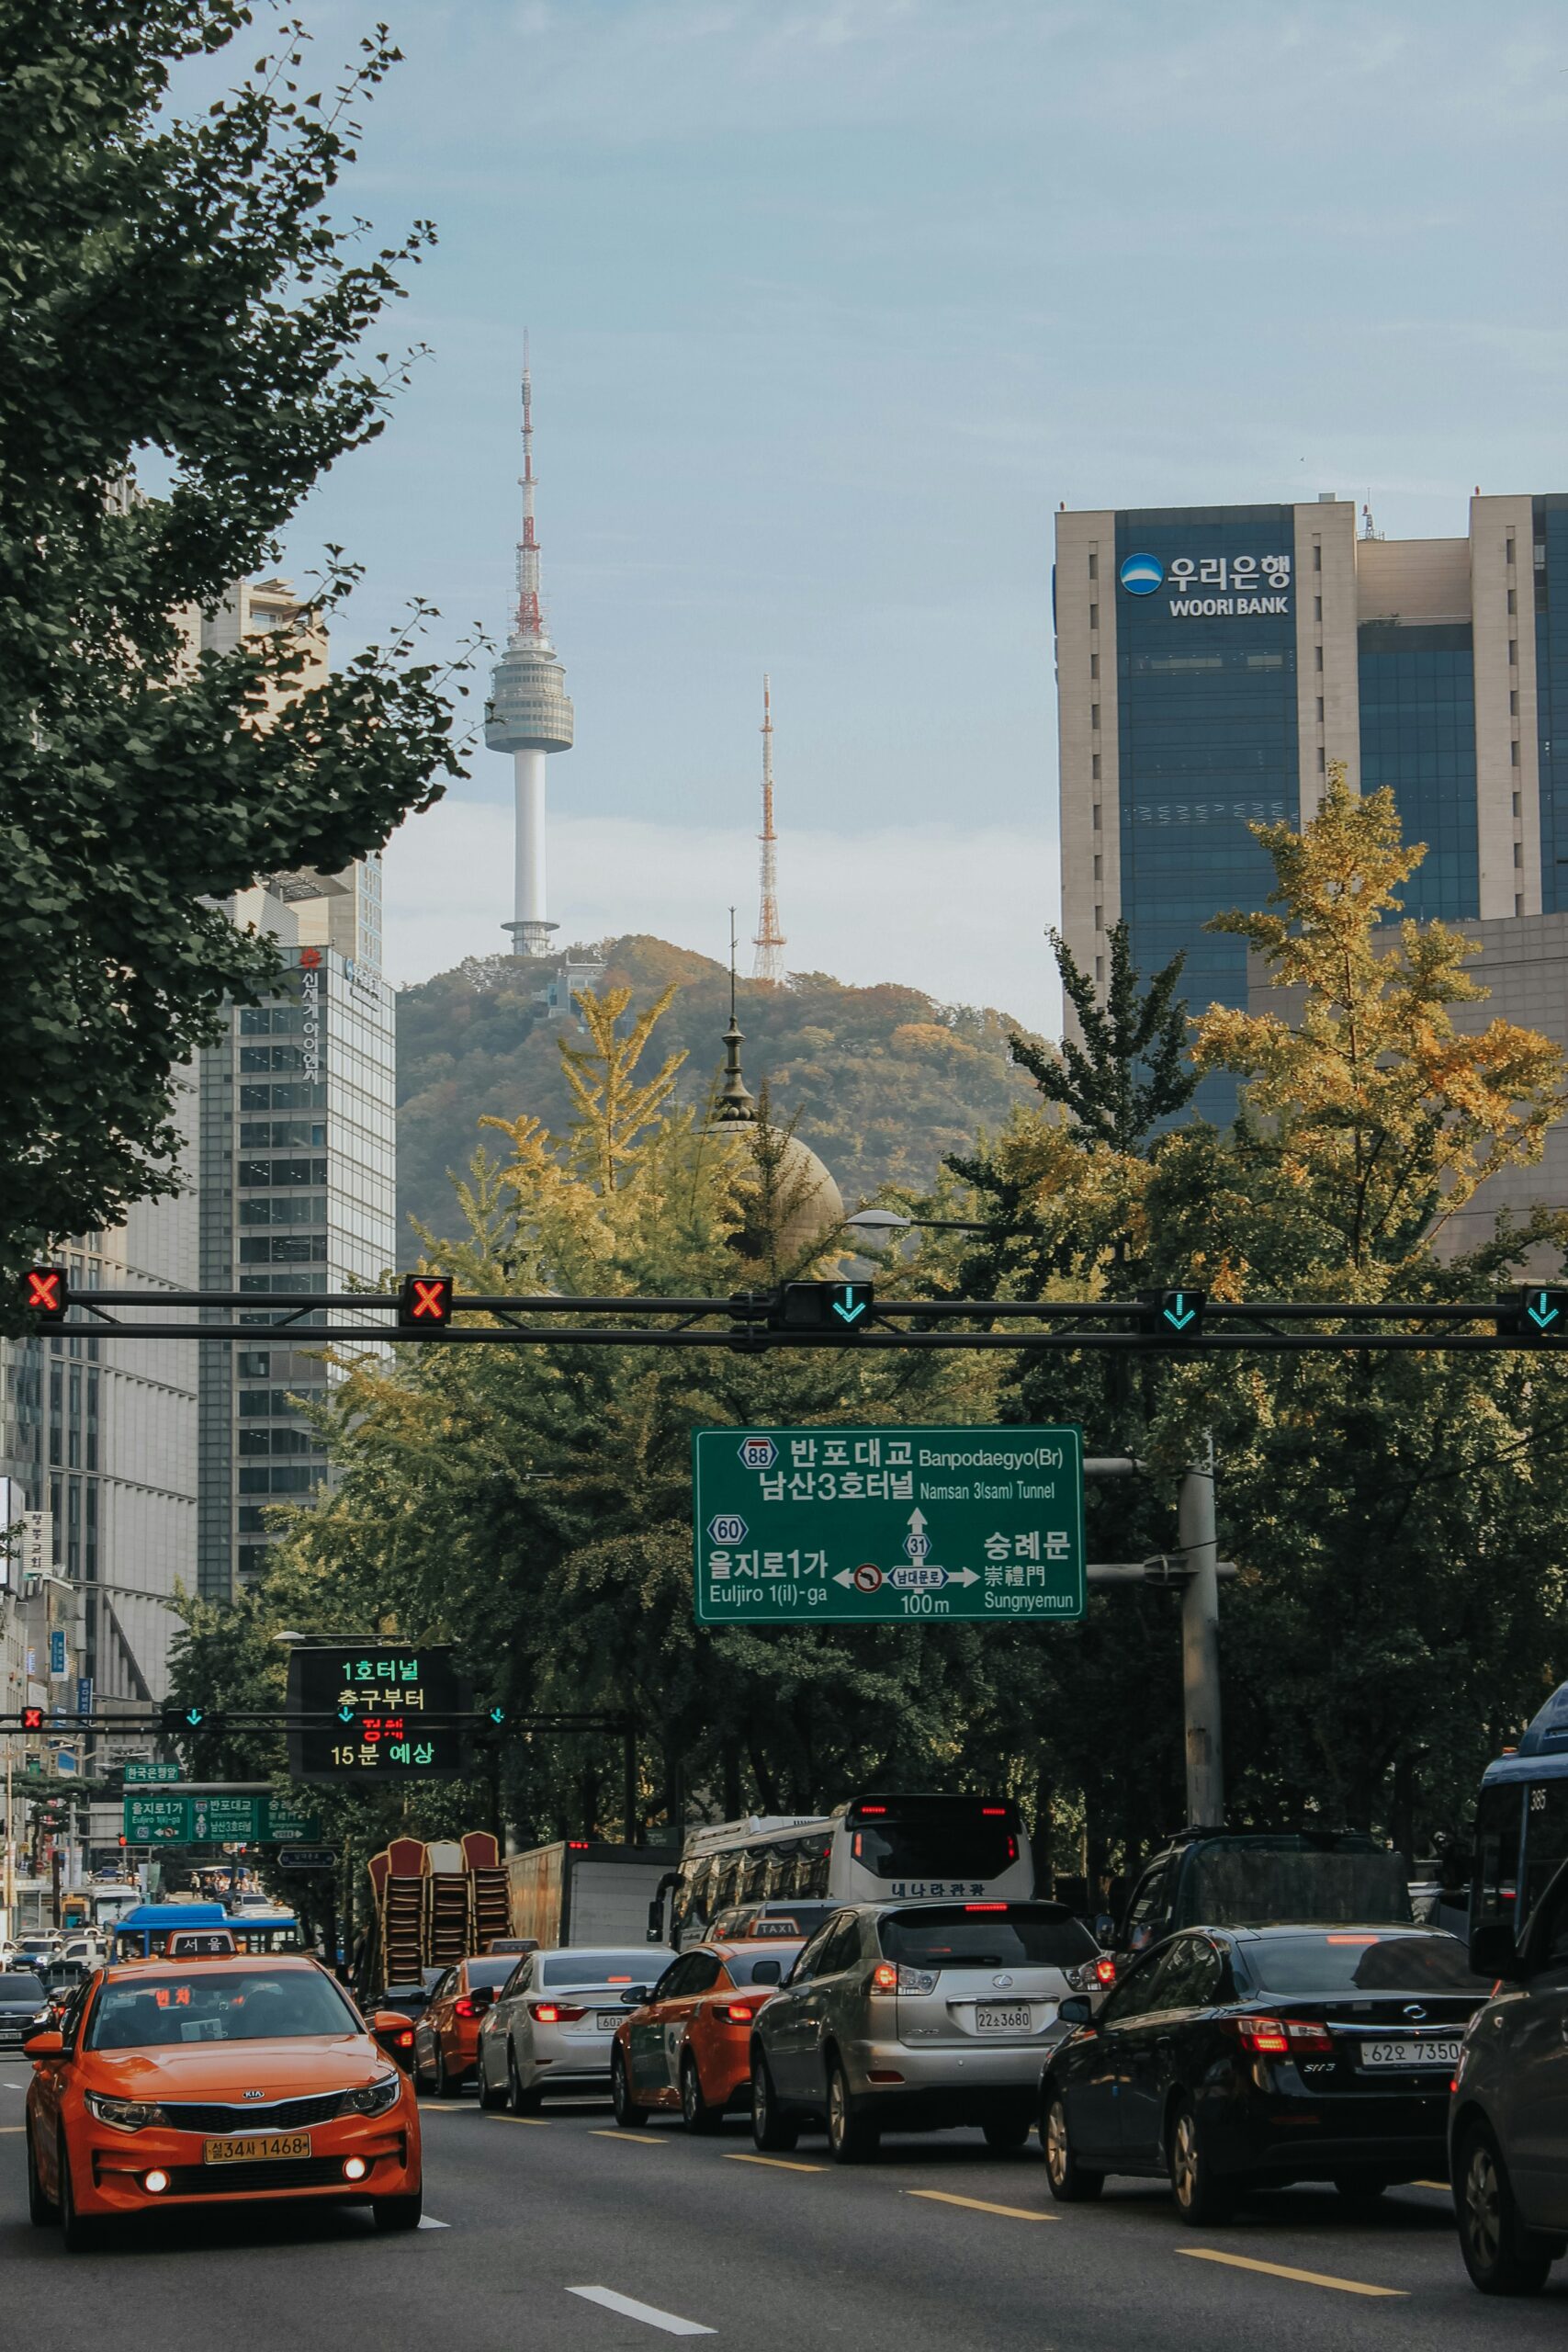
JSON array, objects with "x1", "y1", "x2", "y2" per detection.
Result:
[{"x1": 716, "y1": 906, "x2": 756, "y2": 1123}]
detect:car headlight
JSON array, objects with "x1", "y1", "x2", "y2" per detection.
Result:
[
  {"x1": 85, "y1": 2092, "x2": 167, "y2": 2133},
  {"x1": 344, "y1": 2071, "x2": 401, "y2": 2119}
]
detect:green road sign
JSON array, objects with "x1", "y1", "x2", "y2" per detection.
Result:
[
  {"x1": 124, "y1": 1760, "x2": 182, "y2": 1784},
  {"x1": 120, "y1": 1790, "x2": 321, "y2": 1845},
  {"x1": 692, "y1": 1425, "x2": 1085, "y2": 1625}
]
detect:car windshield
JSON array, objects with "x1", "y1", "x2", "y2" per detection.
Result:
[
  {"x1": 86, "y1": 1968, "x2": 358, "y2": 2049},
  {"x1": 0, "y1": 1975, "x2": 46, "y2": 2003},
  {"x1": 540, "y1": 1953, "x2": 651, "y2": 1987},
  {"x1": 877, "y1": 1904, "x2": 1098, "y2": 1969},
  {"x1": 1240, "y1": 1933, "x2": 1491, "y2": 1996}
]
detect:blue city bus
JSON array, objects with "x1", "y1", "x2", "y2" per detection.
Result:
[
  {"x1": 109, "y1": 1904, "x2": 306, "y2": 1961},
  {"x1": 1471, "y1": 1681, "x2": 1568, "y2": 1945}
]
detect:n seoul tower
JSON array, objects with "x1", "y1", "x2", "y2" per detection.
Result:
[{"x1": 486, "y1": 339, "x2": 574, "y2": 956}]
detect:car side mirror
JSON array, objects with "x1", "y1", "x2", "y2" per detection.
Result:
[
  {"x1": 469, "y1": 1986, "x2": 495, "y2": 2012},
  {"x1": 1471, "y1": 1922, "x2": 1526, "y2": 1982},
  {"x1": 620, "y1": 1985, "x2": 651, "y2": 2006},
  {"x1": 371, "y1": 2011, "x2": 417, "y2": 2057},
  {"x1": 1057, "y1": 1995, "x2": 1093, "y2": 2027},
  {"x1": 750, "y1": 1961, "x2": 783, "y2": 1985},
  {"x1": 24, "y1": 2028, "x2": 64, "y2": 2056}
]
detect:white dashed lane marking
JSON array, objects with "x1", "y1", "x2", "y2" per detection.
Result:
[
  {"x1": 567, "y1": 2287, "x2": 715, "y2": 2335},
  {"x1": 416, "y1": 2216, "x2": 451, "y2": 2230}
]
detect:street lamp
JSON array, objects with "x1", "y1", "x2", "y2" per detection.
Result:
[{"x1": 841, "y1": 1208, "x2": 998, "y2": 1238}]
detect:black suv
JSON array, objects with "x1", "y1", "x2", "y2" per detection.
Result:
[{"x1": 1115, "y1": 1829, "x2": 1412, "y2": 1960}]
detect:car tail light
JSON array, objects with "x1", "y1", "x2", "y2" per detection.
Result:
[
  {"x1": 716, "y1": 2003, "x2": 759, "y2": 2024},
  {"x1": 964, "y1": 1902, "x2": 1009, "y2": 1912},
  {"x1": 1224, "y1": 2014, "x2": 1335, "y2": 2055},
  {"x1": 896, "y1": 1963, "x2": 938, "y2": 1996},
  {"x1": 455, "y1": 1996, "x2": 480, "y2": 2020},
  {"x1": 530, "y1": 2002, "x2": 585, "y2": 2024},
  {"x1": 1095, "y1": 1957, "x2": 1117, "y2": 1986},
  {"x1": 871, "y1": 1962, "x2": 898, "y2": 1993},
  {"x1": 982, "y1": 1807, "x2": 1008, "y2": 1816},
  {"x1": 397, "y1": 2029, "x2": 414, "y2": 2048}
]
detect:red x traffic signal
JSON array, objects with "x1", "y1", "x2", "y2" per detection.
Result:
[
  {"x1": 398, "y1": 1273, "x2": 454, "y2": 1331},
  {"x1": 24, "y1": 1266, "x2": 67, "y2": 1322},
  {"x1": 21, "y1": 1707, "x2": 44, "y2": 1732}
]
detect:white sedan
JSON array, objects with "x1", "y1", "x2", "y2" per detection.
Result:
[{"x1": 477, "y1": 1945, "x2": 673, "y2": 2113}]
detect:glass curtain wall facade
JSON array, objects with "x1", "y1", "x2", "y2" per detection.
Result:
[
  {"x1": 1357, "y1": 622, "x2": 1479, "y2": 921},
  {"x1": 1114, "y1": 506, "x2": 1299, "y2": 1123},
  {"x1": 198, "y1": 933, "x2": 395, "y2": 1603}
]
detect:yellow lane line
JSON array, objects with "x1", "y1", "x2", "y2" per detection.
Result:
[
  {"x1": 0, "y1": 2126, "x2": 24, "y2": 2135},
  {"x1": 590, "y1": 2129, "x2": 667, "y2": 2145},
  {"x1": 906, "y1": 2189, "x2": 1055, "y2": 2223},
  {"x1": 726, "y1": 2152, "x2": 825, "y2": 2175},
  {"x1": 484, "y1": 2113, "x2": 550, "y2": 2126},
  {"x1": 1411, "y1": 2179, "x2": 1450, "y2": 2191},
  {"x1": 1176, "y1": 2248, "x2": 1404, "y2": 2299},
  {"x1": 417, "y1": 2103, "x2": 469, "y2": 2114}
]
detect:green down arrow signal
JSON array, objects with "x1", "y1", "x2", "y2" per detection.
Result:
[
  {"x1": 1529, "y1": 1292, "x2": 1561, "y2": 1331},
  {"x1": 488, "y1": 1707, "x2": 505, "y2": 1724},
  {"x1": 184, "y1": 1709, "x2": 204, "y2": 1727},
  {"x1": 1164, "y1": 1294, "x2": 1196, "y2": 1331},
  {"x1": 833, "y1": 1287, "x2": 867, "y2": 1325}
]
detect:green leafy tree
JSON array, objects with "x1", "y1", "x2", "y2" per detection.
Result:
[
  {"x1": 0, "y1": 2, "x2": 468, "y2": 1282},
  {"x1": 1018, "y1": 921, "x2": 1196, "y2": 1153}
]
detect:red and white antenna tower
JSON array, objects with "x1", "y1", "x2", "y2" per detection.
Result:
[
  {"x1": 752, "y1": 674, "x2": 786, "y2": 984},
  {"x1": 514, "y1": 331, "x2": 545, "y2": 640}
]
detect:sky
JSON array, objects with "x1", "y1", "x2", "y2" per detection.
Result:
[{"x1": 208, "y1": 0, "x2": 1568, "y2": 1031}]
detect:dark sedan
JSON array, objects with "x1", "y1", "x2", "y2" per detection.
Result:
[{"x1": 1041, "y1": 1922, "x2": 1489, "y2": 2222}]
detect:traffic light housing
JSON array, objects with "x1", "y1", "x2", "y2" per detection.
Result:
[
  {"x1": 1502, "y1": 1285, "x2": 1568, "y2": 1344},
  {"x1": 768, "y1": 1281, "x2": 875, "y2": 1337},
  {"x1": 24, "y1": 1266, "x2": 67, "y2": 1322},
  {"x1": 398, "y1": 1272, "x2": 454, "y2": 1332},
  {"x1": 160, "y1": 1702, "x2": 219, "y2": 1735},
  {"x1": 21, "y1": 1706, "x2": 44, "y2": 1732},
  {"x1": 1140, "y1": 1287, "x2": 1207, "y2": 1343}
]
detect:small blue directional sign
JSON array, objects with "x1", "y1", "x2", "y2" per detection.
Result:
[{"x1": 1150, "y1": 1287, "x2": 1206, "y2": 1342}]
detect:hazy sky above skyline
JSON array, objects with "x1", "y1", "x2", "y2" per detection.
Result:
[{"x1": 233, "y1": 0, "x2": 1568, "y2": 1029}]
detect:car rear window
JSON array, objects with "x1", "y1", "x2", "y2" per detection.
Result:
[
  {"x1": 540, "y1": 1953, "x2": 653, "y2": 1987},
  {"x1": 728, "y1": 1951, "x2": 802, "y2": 1985},
  {"x1": 465, "y1": 1959, "x2": 518, "y2": 1989},
  {"x1": 0, "y1": 1975, "x2": 46, "y2": 2003},
  {"x1": 1239, "y1": 1933, "x2": 1491, "y2": 1996},
  {"x1": 877, "y1": 1904, "x2": 1098, "y2": 1970}
]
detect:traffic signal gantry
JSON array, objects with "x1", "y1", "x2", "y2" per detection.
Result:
[{"x1": 20, "y1": 1267, "x2": 1568, "y2": 1353}]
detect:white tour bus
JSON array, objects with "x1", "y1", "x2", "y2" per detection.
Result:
[{"x1": 649, "y1": 1792, "x2": 1034, "y2": 1948}]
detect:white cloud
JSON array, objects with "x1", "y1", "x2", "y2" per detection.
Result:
[{"x1": 382, "y1": 794, "x2": 1061, "y2": 1034}]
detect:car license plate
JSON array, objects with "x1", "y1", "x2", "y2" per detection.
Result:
[
  {"x1": 975, "y1": 2003, "x2": 1032, "y2": 2033},
  {"x1": 202, "y1": 2132, "x2": 311, "y2": 2165},
  {"x1": 595, "y1": 2012, "x2": 624, "y2": 2031},
  {"x1": 1359, "y1": 2039, "x2": 1462, "y2": 2069}
]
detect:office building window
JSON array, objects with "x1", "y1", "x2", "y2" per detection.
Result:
[
  {"x1": 1088, "y1": 552, "x2": 1098, "y2": 579},
  {"x1": 1095, "y1": 956, "x2": 1104, "y2": 985},
  {"x1": 1091, "y1": 753, "x2": 1101, "y2": 781},
  {"x1": 1315, "y1": 646, "x2": 1324, "y2": 671},
  {"x1": 1093, "y1": 854, "x2": 1102, "y2": 880},
  {"x1": 1318, "y1": 745, "x2": 1326, "y2": 771},
  {"x1": 1092, "y1": 801, "x2": 1101, "y2": 829},
  {"x1": 1515, "y1": 841, "x2": 1523, "y2": 867},
  {"x1": 1094, "y1": 904, "x2": 1103, "y2": 932},
  {"x1": 1517, "y1": 894, "x2": 1524, "y2": 916},
  {"x1": 1090, "y1": 652, "x2": 1099, "y2": 680},
  {"x1": 1358, "y1": 618, "x2": 1477, "y2": 919},
  {"x1": 1313, "y1": 544, "x2": 1322, "y2": 571},
  {"x1": 1512, "y1": 740, "x2": 1520, "y2": 765},
  {"x1": 1089, "y1": 603, "x2": 1099, "y2": 630},
  {"x1": 1091, "y1": 703, "x2": 1100, "y2": 731},
  {"x1": 1508, "y1": 589, "x2": 1517, "y2": 615},
  {"x1": 1507, "y1": 537, "x2": 1516, "y2": 565}
]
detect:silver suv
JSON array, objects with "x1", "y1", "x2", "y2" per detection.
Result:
[{"x1": 748, "y1": 1898, "x2": 1100, "y2": 2163}]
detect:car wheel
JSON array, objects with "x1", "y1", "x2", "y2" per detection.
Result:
[
  {"x1": 1456, "y1": 2120, "x2": 1555, "y2": 2295},
  {"x1": 413, "y1": 2038, "x2": 435, "y2": 2096},
  {"x1": 506, "y1": 2048, "x2": 543, "y2": 2117},
  {"x1": 477, "y1": 2050, "x2": 506, "y2": 2111},
  {"x1": 27, "y1": 2121, "x2": 59, "y2": 2226},
  {"x1": 611, "y1": 2048, "x2": 643, "y2": 2128},
  {"x1": 58, "y1": 2132, "x2": 102, "y2": 2254},
  {"x1": 826, "y1": 2058, "x2": 880, "y2": 2165},
  {"x1": 1168, "y1": 2098, "x2": 1235, "y2": 2226},
  {"x1": 982, "y1": 2108, "x2": 1032, "y2": 2153},
  {"x1": 433, "y1": 2044, "x2": 455, "y2": 2100},
  {"x1": 750, "y1": 2050, "x2": 799, "y2": 2153},
  {"x1": 373, "y1": 2188, "x2": 423, "y2": 2232},
  {"x1": 681, "y1": 2051, "x2": 723, "y2": 2136},
  {"x1": 1042, "y1": 2087, "x2": 1104, "y2": 2202}
]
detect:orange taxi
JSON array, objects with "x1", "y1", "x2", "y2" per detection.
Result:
[
  {"x1": 24, "y1": 1931, "x2": 422, "y2": 2250},
  {"x1": 611, "y1": 1939, "x2": 801, "y2": 2133},
  {"x1": 412, "y1": 1953, "x2": 516, "y2": 2098}
]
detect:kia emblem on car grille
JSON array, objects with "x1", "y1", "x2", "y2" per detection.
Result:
[
  {"x1": 1404, "y1": 2005, "x2": 1427, "y2": 2021},
  {"x1": 991, "y1": 1974, "x2": 1013, "y2": 1989},
  {"x1": 243, "y1": 2088, "x2": 265, "y2": 2099}
]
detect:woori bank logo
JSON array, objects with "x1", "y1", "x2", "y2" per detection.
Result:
[{"x1": 1118, "y1": 551, "x2": 1164, "y2": 595}]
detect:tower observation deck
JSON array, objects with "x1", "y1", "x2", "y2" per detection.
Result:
[{"x1": 485, "y1": 341, "x2": 574, "y2": 956}]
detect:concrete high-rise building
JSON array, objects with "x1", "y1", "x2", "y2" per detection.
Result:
[
  {"x1": 485, "y1": 345, "x2": 574, "y2": 957},
  {"x1": 195, "y1": 581, "x2": 396, "y2": 1605},
  {"x1": 1055, "y1": 493, "x2": 1568, "y2": 1118}
]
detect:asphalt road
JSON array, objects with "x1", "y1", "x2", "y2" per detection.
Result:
[{"x1": 6, "y1": 2071, "x2": 1568, "y2": 2351}]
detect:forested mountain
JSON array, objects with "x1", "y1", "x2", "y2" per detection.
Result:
[{"x1": 395, "y1": 935, "x2": 1043, "y2": 1244}]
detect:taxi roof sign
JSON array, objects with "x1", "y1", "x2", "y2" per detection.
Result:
[{"x1": 164, "y1": 1928, "x2": 237, "y2": 1958}]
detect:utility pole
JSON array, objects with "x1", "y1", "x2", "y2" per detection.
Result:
[{"x1": 1178, "y1": 1438, "x2": 1224, "y2": 1826}]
